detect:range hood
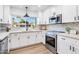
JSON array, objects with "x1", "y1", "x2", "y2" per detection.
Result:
[{"x1": 24, "y1": 7, "x2": 29, "y2": 17}]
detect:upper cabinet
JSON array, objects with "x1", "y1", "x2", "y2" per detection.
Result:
[
  {"x1": 0, "y1": 5, "x2": 11, "y2": 24},
  {"x1": 40, "y1": 5, "x2": 79, "y2": 24},
  {"x1": 0, "y1": 5, "x2": 3, "y2": 21},
  {"x1": 62, "y1": 5, "x2": 77, "y2": 23},
  {"x1": 42, "y1": 7, "x2": 57, "y2": 24},
  {"x1": 75, "y1": 5, "x2": 79, "y2": 22},
  {"x1": 3, "y1": 6, "x2": 11, "y2": 24}
]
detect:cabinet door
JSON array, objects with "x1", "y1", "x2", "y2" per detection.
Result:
[
  {"x1": 74, "y1": 39, "x2": 79, "y2": 54},
  {"x1": 3, "y1": 6, "x2": 11, "y2": 23},
  {"x1": 74, "y1": 47, "x2": 79, "y2": 54},
  {"x1": 19, "y1": 33, "x2": 30, "y2": 47},
  {"x1": 10, "y1": 34, "x2": 19, "y2": 49},
  {"x1": 77, "y1": 5, "x2": 79, "y2": 21},
  {"x1": 62, "y1": 6, "x2": 76, "y2": 23},
  {"x1": 41, "y1": 31, "x2": 46, "y2": 44},
  {"x1": 36, "y1": 32, "x2": 45, "y2": 44},
  {"x1": 0, "y1": 5, "x2": 3, "y2": 21},
  {"x1": 57, "y1": 36, "x2": 72, "y2": 54},
  {"x1": 29, "y1": 32, "x2": 36, "y2": 44},
  {"x1": 35, "y1": 32, "x2": 43, "y2": 43}
]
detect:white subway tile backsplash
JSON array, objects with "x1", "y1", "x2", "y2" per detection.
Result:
[{"x1": 47, "y1": 22, "x2": 79, "y2": 34}]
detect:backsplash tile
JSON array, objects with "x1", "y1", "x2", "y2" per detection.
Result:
[{"x1": 47, "y1": 22, "x2": 79, "y2": 34}]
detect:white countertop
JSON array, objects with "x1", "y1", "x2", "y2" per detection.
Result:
[
  {"x1": 58, "y1": 33, "x2": 79, "y2": 40},
  {"x1": 0, "y1": 32, "x2": 9, "y2": 41},
  {"x1": 9, "y1": 30, "x2": 42, "y2": 34},
  {"x1": 0, "y1": 30, "x2": 43, "y2": 41}
]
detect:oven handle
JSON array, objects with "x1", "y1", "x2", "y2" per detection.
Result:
[{"x1": 61, "y1": 38, "x2": 65, "y2": 40}]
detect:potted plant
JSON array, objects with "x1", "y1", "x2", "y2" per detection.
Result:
[{"x1": 65, "y1": 27, "x2": 71, "y2": 34}]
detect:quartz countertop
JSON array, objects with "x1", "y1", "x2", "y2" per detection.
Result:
[
  {"x1": 9, "y1": 30, "x2": 42, "y2": 34},
  {"x1": 58, "y1": 33, "x2": 79, "y2": 40},
  {"x1": 0, "y1": 30, "x2": 44, "y2": 40}
]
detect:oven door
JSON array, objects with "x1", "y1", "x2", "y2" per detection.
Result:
[
  {"x1": 45, "y1": 35, "x2": 57, "y2": 53},
  {"x1": 46, "y1": 35, "x2": 56, "y2": 48}
]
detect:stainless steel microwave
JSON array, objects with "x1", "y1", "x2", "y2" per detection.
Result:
[{"x1": 49, "y1": 14, "x2": 62, "y2": 24}]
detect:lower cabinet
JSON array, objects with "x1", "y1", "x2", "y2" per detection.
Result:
[
  {"x1": 9, "y1": 33, "x2": 20, "y2": 49},
  {"x1": 57, "y1": 35, "x2": 79, "y2": 54},
  {"x1": 9, "y1": 32, "x2": 45, "y2": 50}
]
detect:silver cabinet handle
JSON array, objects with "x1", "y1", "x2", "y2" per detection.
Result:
[
  {"x1": 18, "y1": 37, "x2": 20, "y2": 40},
  {"x1": 9, "y1": 40, "x2": 11, "y2": 43},
  {"x1": 74, "y1": 17, "x2": 76, "y2": 20},
  {"x1": 78, "y1": 16, "x2": 79, "y2": 20},
  {"x1": 70, "y1": 45, "x2": 71, "y2": 50},
  {"x1": 36, "y1": 35, "x2": 37, "y2": 38},
  {"x1": 27, "y1": 36, "x2": 30, "y2": 39},
  {"x1": 72, "y1": 47, "x2": 75, "y2": 52}
]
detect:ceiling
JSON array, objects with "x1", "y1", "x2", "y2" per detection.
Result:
[{"x1": 10, "y1": 5, "x2": 53, "y2": 12}]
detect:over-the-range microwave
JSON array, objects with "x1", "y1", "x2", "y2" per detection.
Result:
[{"x1": 49, "y1": 14, "x2": 62, "y2": 24}]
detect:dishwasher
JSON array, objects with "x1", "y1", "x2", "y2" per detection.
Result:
[{"x1": 0, "y1": 37, "x2": 8, "y2": 54}]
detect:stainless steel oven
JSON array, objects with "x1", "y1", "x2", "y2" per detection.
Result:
[
  {"x1": 45, "y1": 31, "x2": 65, "y2": 54},
  {"x1": 45, "y1": 34, "x2": 57, "y2": 53}
]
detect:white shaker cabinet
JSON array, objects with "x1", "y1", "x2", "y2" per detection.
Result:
[
  {"x1": 62, "y1": 5, "x2": 76, "y2": 23},
  {"x1": 57, "y1": 35, "x2": 79, "y2": 54},
  {"x1": 0, "y1": 5, "x2": 3, "y2": 21},
  {"x1": 76, "y1": 5, "x2": 79, "y2": 22},
  {"x1": 0, "y1": 5, "x2": 11, "y2": 24},
  {"x1": 3, "y1": 5, "x2": 11, "y2": 24},
  {"x1": 9, "y1": 31, "x2": 45, "y2": 50},
  {"x1": 35, "y1": 31, "x2": 45, "y2": 44},
  {"x1": 28, "y1": 32, "x2": 36, "y2": 45},
  {"x1": 35, "y1": 32, "x2": 42, "y2": 43},
  {"x1": 9, "y1": 33, "x2": 20, "y2": 49},
  {"x1": 73, "y1": 39, "x2": 79, "y2": 54},
  {"x1": 57, "y1": 36, "x2": 72, "y2": 54},
  {"x1": 19, "y1": 33, "x2": 29, "y2": 47}
]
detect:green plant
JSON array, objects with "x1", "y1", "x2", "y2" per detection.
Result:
[
  {"x1": 20, "y1": 19, "x2": 25, "y2": 23},
  {"x1": 65, "y1": 27, "x2": 71, "y2": 33}
]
